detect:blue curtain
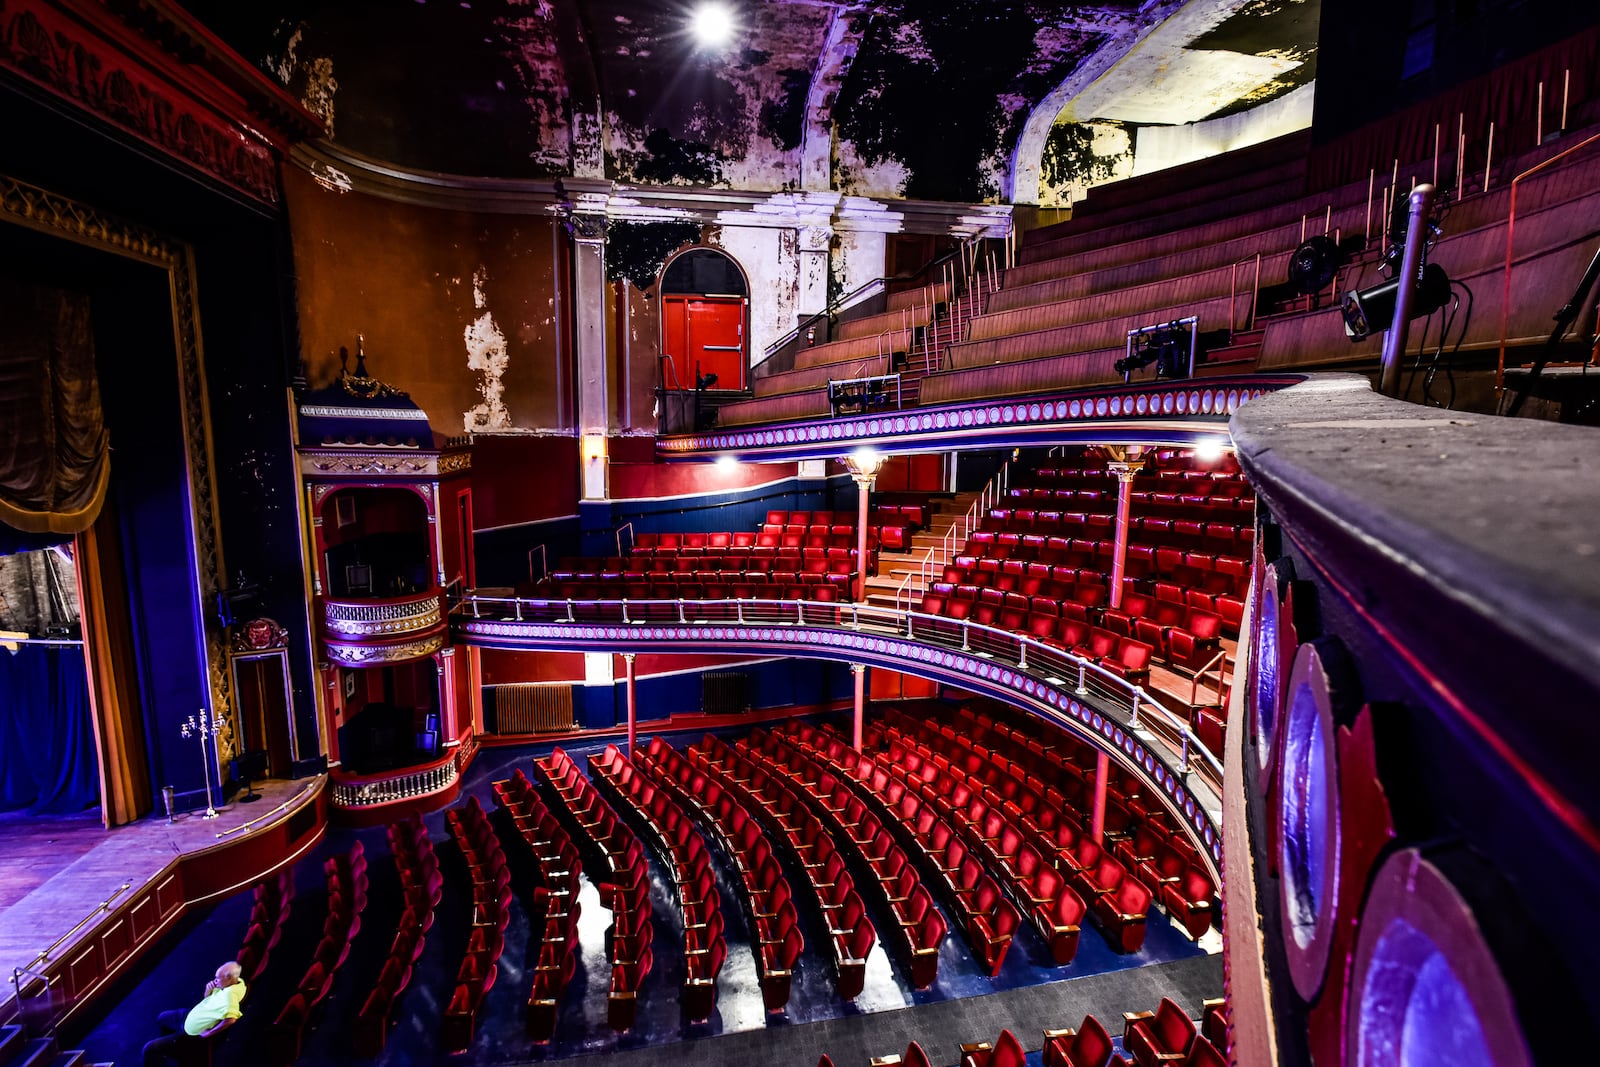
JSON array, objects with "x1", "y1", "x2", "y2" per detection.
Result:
[{"x1": 0, "y1": 644, "x2": 100, "y2": 814}]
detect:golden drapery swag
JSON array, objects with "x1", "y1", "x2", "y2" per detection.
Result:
[{"x1": 0, "y1": 283, "x2": 110, "y2": 535}]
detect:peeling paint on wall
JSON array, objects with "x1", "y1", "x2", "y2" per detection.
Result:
[
  {"x1": 274, "y1": 24, "x2": 339, "y2": 135},
  {"x1": 1040, "y1": 120, "x2": 1134, "y2": 207},
  {"x1": 464, "y1": 268, "x2": 513, "y2": 433},
  {"x1": 604, "y1": 219, "x2": 701, "y2": 290}
]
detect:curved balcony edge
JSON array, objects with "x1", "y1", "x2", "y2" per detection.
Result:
[
  {"x1": 659, "y1": 374, "x2": 1306, "y2": 461},
  {"x1": 449, "y1": 596, "x2": 1226, "y2": 884},
  {"x1": 1231, "y1": 373, "x2": 1600, "y2": 839},
  {"x1": 329, "y1": 733, "x2": 479, "y2": 822}
]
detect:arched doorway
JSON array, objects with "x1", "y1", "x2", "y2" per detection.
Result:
[{"x1": 660, "y1": 247, "x2": 749, "y2": 392}]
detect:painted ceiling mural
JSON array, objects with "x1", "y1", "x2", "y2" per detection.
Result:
[{"x1": 183, "y1": 0, "x2": 1317, "y2": 202}]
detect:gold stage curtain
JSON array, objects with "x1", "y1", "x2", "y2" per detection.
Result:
[
  {"x1": 76, "y1": 506, "x2": 151, "y2": 827},
  {"x1": 0, "y1": 283, "x2": 110, "y2": 535}
]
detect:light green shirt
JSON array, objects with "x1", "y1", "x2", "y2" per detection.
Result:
[{"x1": 184, "y1": 980, "x2": 246, "y2": 1036}]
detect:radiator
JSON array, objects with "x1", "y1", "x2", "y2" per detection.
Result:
[
  {"x1": 493, "y1": 684, "x2": 575, "y2": 734},
  {"x1": 702, "y1": 672, "x2": 750, "y2": 716}
]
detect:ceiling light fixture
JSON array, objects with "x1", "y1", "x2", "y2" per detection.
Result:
[
  {"x1": 1194, "y1": 438, "x2": 1229, "y2": 463},
  {"x1": 690, "y1": 2, "x2": 737, "y2": 49}
]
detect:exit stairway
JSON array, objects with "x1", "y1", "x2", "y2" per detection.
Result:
[{"x1": 864, "y1": 490, "x2": 982, "y2": 610}]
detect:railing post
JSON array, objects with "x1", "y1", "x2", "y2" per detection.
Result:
[
  {"x1": 472, "y1": 598, "x2": 480, "y2": 619},
  {"x1": 1076, "y1": 663, "x2": 1087, "y2": 694},
  {"x1": 566, "y1": 599, "x2": 575, "y2": 623},
  {"x1": 1180, "y1": 732, "x2": 1191, "y2": 780},
  {"x1": 906, "y1": 612, "x2": 914, "y2": 639},
  {"x1": 514, "y1": 600, "x2": 523, "y2": 622},
  {"x1": 1018, "y1": 640, "x2": 1028, "y2": 669},
  {"x1": 622, "y1": 600, "x2": 631, "y2": 624},
  {"x1": 851, "y1": 604, "x2": 861, "y2": 629},
  {"x1": 678, "y1": 599, "x2": 687, "y2": 624},
  {"x1": 961, "y1": 620, "x2": 971, "y2": 652},
  {"x1": 1130, "y1": 689, "x2": 1142, "y2": 728},
  {"x1": 736, "y1": 599, "x2": 745, "y2": 623},
  {"x1": 798, "y1": 599, "x2": 805, "y2": 625}
]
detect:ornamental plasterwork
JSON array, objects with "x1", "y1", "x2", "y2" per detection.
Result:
[
  {"x1": 301, "y1": 452, "x2": 439, "y2": 477},
  {"x1": 325, "y1": 633, "x2": 446, "y2": 665}
]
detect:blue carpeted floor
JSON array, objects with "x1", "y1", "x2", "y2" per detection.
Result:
[{"x1": 68, "y1": 714, "x2": 1209, "y2": 1066}]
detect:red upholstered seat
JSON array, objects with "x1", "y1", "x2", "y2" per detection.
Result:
[
  {"x1": 1125, "y1": 998, "x2": 1197, "y2": 1067},
  {"x1": 1045, "y1": 1014, "x2": 1115, "y2": 1067}
]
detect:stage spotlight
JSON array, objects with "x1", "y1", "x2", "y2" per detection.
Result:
[
  {"x1": 715, "y1": 454, "x2": 739, "y2": 473},
  {"x1": 1194, "y1": 438, "x2": 1228, "y2": 463},
  {"x1": 690, "y1": 3, "x2": 737, "y2": 48},
  {"x1": 1341, "y1": 263, "x2": 1451, "y2": 342},
  {"x1": 695, "y1": 371, "x2": 719, "y2": 390}
]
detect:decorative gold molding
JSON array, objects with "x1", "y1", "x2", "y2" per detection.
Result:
[
  {"x1": 325, "y1": 633, "x2": 446, "y2": 665},
  {"x1": 322, "y1": 595, "x2": 443, "y2": 638},
  {"x1": 300, "y1": 451, "x2": 440, "y2": 477},
  {"x1": 0, "y1": 171, "x2": 235, "y2": 757}
]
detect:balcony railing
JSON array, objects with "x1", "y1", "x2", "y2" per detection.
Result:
[
  {"x1": 330, "y1": 735, "x2": 477, "y2": 808},
  {"x1": 322, "y1": 590, "x2": 444, "y2": 639},
  {"x1": 449, "y1": 593, "x2": 1225, "y2": 877}
]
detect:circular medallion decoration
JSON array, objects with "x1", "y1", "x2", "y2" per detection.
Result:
[
  {"x1": 1278, "y1": 638, "x2": 1344, "y2": 999},
  {"x1": 1349, "y1": 849, "x2": 1533, "y2": 1067}
]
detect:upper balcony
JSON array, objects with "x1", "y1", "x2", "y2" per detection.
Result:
[{"x1": 321, "y1": 589, "x2": 447, "y2": 665}]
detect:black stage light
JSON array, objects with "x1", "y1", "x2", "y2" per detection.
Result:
[
  {"x1": 696, "y1": 372, "x2": 719, "y2": 390},
  {"x1": 1287, "y1": 235, "x2": 1342, "y2": 296},
  {"x1": 1341, "y1": 262, "x2": 1451, "y2": 342}
]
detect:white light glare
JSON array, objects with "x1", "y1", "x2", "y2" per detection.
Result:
[
  {"x1": 715, "y1": 454, "x2": 739, "y2": 473},
  {"x1": 690, "y1": 3, "x2": 737, "y2": 48},
  {"x1": 1195, "y1": 438, "x2": 1229, "y2": 463}
]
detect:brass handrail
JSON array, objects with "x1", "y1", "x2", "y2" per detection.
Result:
[{"x1": 12, "y1": 881, "x2": 132, "y2": 977}]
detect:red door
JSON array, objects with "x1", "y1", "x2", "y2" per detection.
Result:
[{"x1": 663, "y1": 296, "x2": 746, "y2": 390}]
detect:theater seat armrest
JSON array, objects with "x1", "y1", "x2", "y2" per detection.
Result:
[
  {"x1": 1051, "y1": 922, "x2": 1081, "y2": 936},
  {"x1": 608, "y1": 990, "x2": 637, "y2": 1002}
]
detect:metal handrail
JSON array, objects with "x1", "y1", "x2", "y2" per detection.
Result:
[
  {"x1": 1495, "y1": 131, "x2": 1600, "y2": 401},
  {"x1": 1189, "y1": 647, "x2": 1232, "y2": 709},
  {"x1": 12, "y1": 882, "x2": 132, "y2": 978},
  {"x1": 616, "y1": 523, "x2": 635, "y2": 558},
  {"x1": 215, "y1": 782, "x2": 315, "y2": 839},
  {"x1": 765, "y1": 248, "x2": 966, "y2": 361},
  {"x1": 452, "y1": 593, "x2": 1221, "y2": 779},
  {"x1": 1228, "y1": 253, "x2": 1263, "y2": 334},
  {"x1": 528, "y1": 544, "x2": 548, "y2": 584}
]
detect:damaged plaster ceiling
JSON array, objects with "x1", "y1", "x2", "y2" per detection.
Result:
[{"x1": 182, "y1": 0, "x2": 1318, "y2": 202}]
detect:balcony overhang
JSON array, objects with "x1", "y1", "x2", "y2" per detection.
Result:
[{"x1": 657, "y1": 375, "x2": 1303, "y2": 462}]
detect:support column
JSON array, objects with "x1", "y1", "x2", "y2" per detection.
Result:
[
  {"x1": 851, "y1": 663, "x2": 867, "y2": 751},
  {"x1": 570, "y1": 213, "x2": 610, "y2": 501},
  {"x1": 844, "y1": 449, "x2": 886, "y2": 602},
  {"x1": 623, "y1": 653, "x2": 637, "y2": 757},
  {"x1": 1091, "y1": 750, "x2": 1110, "y2": 844},
  {"x1": 1104, "y1": 450, "x2": 1144, "y2": 610},
  {"x1": 437, "y1": 648, "x2": 459, "y2": 744}
]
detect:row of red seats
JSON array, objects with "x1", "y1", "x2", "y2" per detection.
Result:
[
  {"x1": 784, "y1": 720, "x2": 1053, "y2": 971},
  {"x1": 638, "y1": 532, "x2": 863, "y2": 553},
  {"x1": 562, "y1": 546, "x2": 864, "y2": 572},
  {"x1": 353, "y1": 816, "x2": 440, "y2": 1057},
  {"x1": 1027, "y1": 465, "x2": 1244, "y2": 489},
  {"x1": 963, "y1": 529, "x2": 1249, "y2": 590},
  {"x1": 925, "y1": 589, "x2": 1157, "y2": 684},
  {"x1": 682, "y1": 736, "x2": 875, "y2": 1000},
  {"x1": 813, "y1": 998, "x2": 1228, "y2": 1067},
  {"x1": 988, "y1": 509, "x2": 1252, "y2": 554},
  {"x1": 1004, "y1": 485, "x2": 1254, "y2": 518},
  {"x1": 937, "y1": 707, "x2": 1217, "y2": 939},
  {"x1": 854, "y1": 721, "x2": 1089, "y2": 964},
  {"x1": 591, "y1": 745, "x2": 727, "y2": 1024},
  {"x1": 235, "y1": 868, "x2": 293, "y2": 984},
  {"x1": 742, "y1": 728, "x2": 949, "y2": 988},
  {"x1": 635, "y1": 736, "x2": 806, "y2": 1013},
  {"x1": 534, "y1": 747, "x2": 655, "y2": 1032},
  {"x1": 1102, "y1": 593, "x2": 1224, "y2": 673},
  {"x1": 765, "y1": 506, "x2": 925, "y2": 530},
  {"x1": 491, "y1": 769, "x2": 583, "y2": 1043},
  {"x1": 271, "y1": 843, "x2": 368, "y2": 1065},
  {"x1": 440, "y1": 797, "x2": 511, "y2": 1051},
  {"x1": 554, "y1": 576, "x2": 848, "y2": 600},
  {"x1": 1117, "y1": 998, "x2": 1228, "y2": 1067},
  {"x1": 878, "y1": 719, "x2": 1152, "y2": 953}
]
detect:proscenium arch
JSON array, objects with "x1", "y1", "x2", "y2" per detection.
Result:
[{"x1": 453, "y1": 613, "x2": 1225, "y2": 884}]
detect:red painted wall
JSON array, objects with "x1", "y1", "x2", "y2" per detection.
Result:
[{"x1": 471, "y1": 436, "x2": 581, "y2": 528}]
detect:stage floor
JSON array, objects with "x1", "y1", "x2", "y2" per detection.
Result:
[{"x1": 0, "y1": 777, "x2": 320, "y2": 1015}]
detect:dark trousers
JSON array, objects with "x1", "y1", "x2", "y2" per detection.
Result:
[{"x1": 143, "y1": 1009, "x2": 200, "y2": 1067}]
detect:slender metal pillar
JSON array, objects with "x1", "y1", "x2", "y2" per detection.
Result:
[
  {"x1": 1107, "y1": 461, "x2": 1140, "y2": 609},
  {"x1": 1091, "y1": 750, "x2": 1110, "y2": 844},
  {"x1": 1380, "y1": 183, "x2": 1439, "y2": 397},
  {"x1": 844, "y1": 451, "x2": 885, "y2": 603},
  {"x1": 623, "y1": 653, "x2": 637, "y2": 757},
  {"x1": 851, "y1": 663, "x2": 867, "y2": 751}
]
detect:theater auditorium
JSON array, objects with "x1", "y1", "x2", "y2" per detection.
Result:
[{"x1": 0, "y1": 1, "x2": 1596, "y2": 1064}]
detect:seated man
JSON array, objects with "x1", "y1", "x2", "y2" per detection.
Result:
[{"x1": 142, "y1": 961, "x2": 246, "y2": 1067}]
